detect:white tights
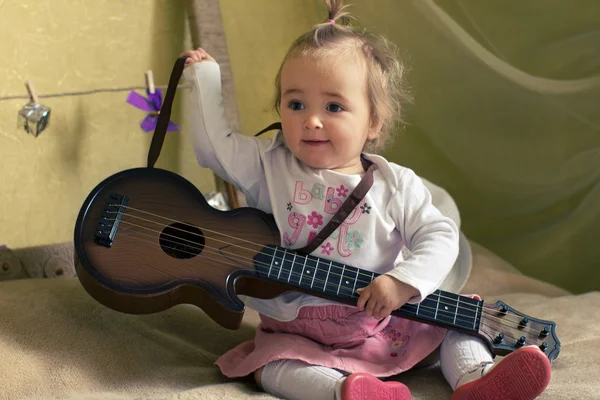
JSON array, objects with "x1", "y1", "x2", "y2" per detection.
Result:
[
  {"x1": 260, "y1": 359, "x2": 345, "y2": 400},
  {"x1": 259, "y1": 331, "x2": 494, "y2": 400}
]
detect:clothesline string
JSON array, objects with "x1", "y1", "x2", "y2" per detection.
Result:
[{"x1": 0, "y1": 84, "x2": 192, "y2": 102}]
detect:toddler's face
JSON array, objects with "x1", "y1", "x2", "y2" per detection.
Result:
[{"x1": 279, "y1": 55, "x2": 381, "y2": 174}]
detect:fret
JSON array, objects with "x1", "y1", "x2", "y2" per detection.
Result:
[
  {"x1": 267, "y1": 249, "x2": 276, "y2": 278},
  {"x1": 454, "y1": 296, "x2": 459, "y2": 325},
  {"x1": 310, "y1": 259, "x2": 318, "y2": 289},
  {"x1": 298, "y1": 254, "x2": 307, "y2": 286},
  {"x1": 351, "y1": 268, "x2": 358, "y2": 295},
  {"x1": 324, "y1": 261, "x2": 333, "y2": 292},
  {"x1": 337, "y1": 265, "x2": 345, "y2": 295},
  {"x1": 272, "y1": 246, "x2": 284, "y2": 280},
  {"x1": 438, "y1": 291, "x2": 480, "y2": 331},
  {"x1": 416, "y1": 296, "x2": 438, "y2": 321},
  {"x1": 283, "y1": 250, "x2": 297, "y2": 284},
  {"x1": 306, "y1": 256, "x2": 326, "y2": 292},
  {"x1": 434, "y1": 291, "x2": 460, "y2": 327},
  {"x1": 326, "y1": 261, "x2": 343, "y2": 297},
  {"x1": 343, "y1": 265, "x2": 358, "y2": 299},
  {"x1": 458, "y1": 294, "x2": 480, "y2": 331}
]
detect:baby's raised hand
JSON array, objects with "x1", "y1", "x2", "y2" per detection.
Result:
[
  {"x1": 356, "y1": 275, "x2": 420, "y2": 319},
  {"x1": 180, "y1": 47, "x2": 216, "y2": 68}
]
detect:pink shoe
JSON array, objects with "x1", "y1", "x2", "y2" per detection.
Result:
[
  {"x1": 452, "y1": 346, "x2": 552, "y2": 400},
  {"x1": 341, "y1": 372, "x2": 411, "y2": 400}
]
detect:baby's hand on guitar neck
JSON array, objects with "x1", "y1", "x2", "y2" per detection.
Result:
[
  {"x1": 356, "y1": 276, "x2": 420, "y2": 320},
  {"x1": 180, "y1": 48, "x2": 216, "y2": 68}
]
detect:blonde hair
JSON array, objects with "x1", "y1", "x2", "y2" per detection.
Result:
[{"x1": 274, "y1": 0, "x2": 410, "y2": 152}]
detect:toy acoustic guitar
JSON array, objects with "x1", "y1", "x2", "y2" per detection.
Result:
[
  {"x1": 73, "y1": 57, "x2": 560, "y2": 363},
  {"x1": 73, "y1": 166, "x2": 560, "y2": 363}
]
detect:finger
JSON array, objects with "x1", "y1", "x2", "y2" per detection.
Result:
[
  {"x1": 365, "y1": 298, "x2": 377, "y2": 317},
  {"x1": 356, "y1": 288, "x2": 370, "y2": 310},
  {"x1": 373, "y1": 302, "x2": 385, "y2": 319},
  {"x1": 377, "y1": 306, "x2": 392, "y2": 320}
]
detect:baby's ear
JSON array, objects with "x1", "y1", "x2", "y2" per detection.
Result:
[{"x1": 367, "y1": 118, "x2": 383, "y2": 140}]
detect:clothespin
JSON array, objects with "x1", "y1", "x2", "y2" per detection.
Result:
[
  {"x1": 145, "y1": 70, "x2": 156, "y2": 94},
  {"x1": 125, "y1": 70, "x2": 179, "y2": 133},
  {"x1": 25, "y1": 80, "x2": 39, "y2": 104},
  {"x1": 17, "y1": 79, "x2": 51, "y2": 137}
]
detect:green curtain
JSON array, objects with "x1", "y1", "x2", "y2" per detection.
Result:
[{"x1": 351, "y1": 0, "x2": 599, "y2": 293}]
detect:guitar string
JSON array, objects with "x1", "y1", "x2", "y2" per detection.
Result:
[
  {"x1": 108, "y1": 209, "x2": 541, "y2": 329},
  {"x1": 109, "y1": 211, "x2": 548, "y2": 331},
  {"x1": 118, "y1": 226, "x2": 531, "y2": 345},
  {"x1": 116, "y1": 218, "x2": 489, "y2": 317},
  {"x1": 115, "y1": 223, "x2": 546, "y2": 342},
  {"x1": 120, "y1": 227, "x2": 540, "y2": 346},
  {"x1": 120, "y1": 224, "x2": 480, "y2": 323},
  {"x1": 109, "y1": 207, "x2": 530, "y2": 325},
  {"x1": 107, "y1": 209, "x2": 511, "y2": 320}
]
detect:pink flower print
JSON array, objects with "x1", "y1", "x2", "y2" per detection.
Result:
[
  {"x1": 321, "y1": 242, "x2": 334, "y2": 255},
  {"x1": 307, "y1": 211, "x2": 323, "y2": 229},
  {"x1": 345, "y1": 231, "x2": 364, "y2": 249},
  {"x1": 336, "y1": 185, "x2": 349, "y2": 197}
]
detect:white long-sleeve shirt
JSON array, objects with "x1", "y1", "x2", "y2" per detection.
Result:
[{"x1": 183, "y1": 62, "x2": 459, "y2": 321}]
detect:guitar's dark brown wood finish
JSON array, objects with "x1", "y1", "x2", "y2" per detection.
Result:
[
  {"x1": 74, "y1": 167, "x2": 560, "y2": 362},
  {"x1": 74, "y1": 167, "x2": 280, "y2": 329}
]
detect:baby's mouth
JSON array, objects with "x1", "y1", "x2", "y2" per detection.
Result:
[{"x1": 303, "y1": 140, "x2": 329, "y2": 146}]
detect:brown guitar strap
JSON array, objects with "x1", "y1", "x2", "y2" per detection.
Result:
[
  {"x1": 147, "y1": 57, "x2": 378, "y2": 255},
  {"x1": 147, "y1": 56, "x2": 188, "y2": 168}
]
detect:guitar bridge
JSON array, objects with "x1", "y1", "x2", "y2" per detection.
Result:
[{"x1": 94, "y1": 193, "x2": 129, "y2": 247}]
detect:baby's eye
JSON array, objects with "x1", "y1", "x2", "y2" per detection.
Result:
[
  {"x1": 326, "y1": 103, "x2": 344, "y2": 113},
  {"x1": 288, "y1": 100, "x2": 305, "y2": 111}
]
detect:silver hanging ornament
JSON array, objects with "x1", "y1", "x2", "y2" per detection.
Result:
[{"x1": 18, "y1": 80, "x2": 51, "y2": 137}]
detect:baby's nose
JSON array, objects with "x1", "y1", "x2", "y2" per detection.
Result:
[{"x1": 303, "y1": 115, "x2": 323, "y2": 130}]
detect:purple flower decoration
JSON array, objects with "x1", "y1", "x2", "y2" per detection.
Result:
[{"x1": 126, "y1": 89, "x2": 179, "y2": 133}]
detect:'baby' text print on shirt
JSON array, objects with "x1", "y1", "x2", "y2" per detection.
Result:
[{"x1": 283, "y1": 180, "x2": 366, "y2": 257}]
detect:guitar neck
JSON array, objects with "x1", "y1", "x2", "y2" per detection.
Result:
[{"x1": 254, "y1": 245, "x2": 483, "y2": 334}]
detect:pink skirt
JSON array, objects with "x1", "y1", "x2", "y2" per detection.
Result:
[{"x1": 216, "y1": 305, "x2": 447, "y2": 378}]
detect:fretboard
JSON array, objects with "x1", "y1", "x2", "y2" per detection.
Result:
[{"x1": 253, "y1": 245, "x2": 482, "y2": 334}]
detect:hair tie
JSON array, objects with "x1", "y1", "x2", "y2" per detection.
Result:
[{"x1": 328, "y1": 18, "x2": 336, "y2": 24}]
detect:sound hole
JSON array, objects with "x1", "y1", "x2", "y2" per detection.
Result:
[{"x1": 159, "y1": 222, "x2": 204, "y2": 259}]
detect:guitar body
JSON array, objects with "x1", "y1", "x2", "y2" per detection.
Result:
[{"x1": 74, "y1": 167, "x2": 285, "y2": 329}]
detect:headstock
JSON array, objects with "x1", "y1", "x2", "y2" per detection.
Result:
[{"x1": 479, "y1": 300, "x2": 560, "y2": 363}]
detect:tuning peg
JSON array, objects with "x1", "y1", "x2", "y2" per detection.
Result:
[
  {"x1": 494, "y1": 333, "x2": 504, "y2": 344},
  {"x1": 499, "y1": 305, "x2": 509, "y2": 315},
  {"x1": 516, "y1": 336, "x2": 526, "y2": 347},
  {"x1": 539, "y1": 342, "x2": 548, "y2": 352},
  {"x1": 540, "y1": 327, "x2": 550, "y2": 338},
  {"x1": 519, "y1": 317, "x2": 529, "y2": 326}
]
